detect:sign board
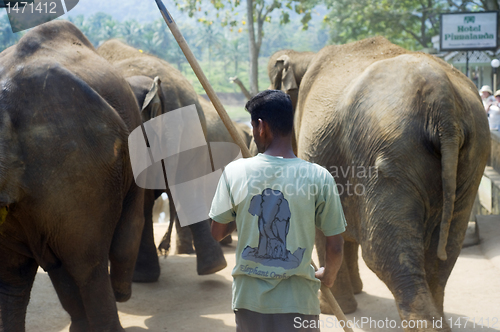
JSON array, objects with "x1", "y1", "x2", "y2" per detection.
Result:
[{"x1": 440, "y1": 11, "x2": 498, "y2": 51}]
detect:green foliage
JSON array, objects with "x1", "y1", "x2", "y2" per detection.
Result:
[
  {"x1": 322, "y1": 0, "x2": 481, "y2": 50},
  {"x1": 0, "y1": 6, "x2": 327, "y2": 95}
]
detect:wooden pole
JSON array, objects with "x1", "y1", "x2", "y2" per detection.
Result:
[
  {"x1": 154, "y1": 0, "x2": 251, "y2": 158},
  {"x1": 311, "y1": 261, "x2": 354, "y2": 332}
]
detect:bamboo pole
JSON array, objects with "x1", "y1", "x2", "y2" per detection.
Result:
[
  {"x1": 311, "y1": 261, "x2": 354, "y2": 332},
  {"x1": 154, "y1": 0, "x2": 251, "y2": 158}
]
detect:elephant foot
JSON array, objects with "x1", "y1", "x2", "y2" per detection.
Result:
[
  {"x1": 113, "y1": 288, "x2": 131, "y2": 303},
  {"x1": 219, "y1": 234, "x2": 232, "y2": 245},
  {"x1": 190, "y1": 219, "x2": 227, "y2": 275},
  {"x1": 320, "y1": 291, "x2": 357, "y2": 315},
  {"x1": 196, "y1": 246, "x2": 227, "y2": 275}
]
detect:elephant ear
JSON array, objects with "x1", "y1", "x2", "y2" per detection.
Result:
[
  {"x1": 276, "y1": 55, "x2": 298, "y2": 93},
  {"x1": 142, "y1": 76, "x2": 163, "y2": 120},
  {"x1": 248, "y1": 194, "x2": 263, "y2": 216}
]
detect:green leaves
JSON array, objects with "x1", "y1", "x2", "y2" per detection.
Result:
[{"x1": 323, "y1": 0, "x2": 480, "y2": 50}]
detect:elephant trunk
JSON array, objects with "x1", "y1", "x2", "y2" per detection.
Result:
[{"x1": 437, "y1": 132, "x2": 460, "y2": 261}]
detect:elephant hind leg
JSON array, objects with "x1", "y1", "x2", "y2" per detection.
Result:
[
  {"x1": 424, "y1": 210, "x2": 469, "y2": 315},
  {"x1": 175, "y1": 217, "x2": 195, "y2": 254},
  {"x1": 0, "y1": 243, "x2": 38, "y2": 332},
  {"x1": 75, "y1": 261, "x2": 124, "y2": 331},
  {"x1": 48, "y1": 266, "x2": 89, "y2": 331},
  {"x1": 133, "y1": 189, "x2": 160, "y2": 283},
  {"x1": 362, "y1": 231, "x2": 449, "y2": 331},
  {"x1": 344, "y1": 240, "x2": 363, "y2": 294},
  {"x1": 109, "y1": 184, "x2": 145, "y2": 301}
]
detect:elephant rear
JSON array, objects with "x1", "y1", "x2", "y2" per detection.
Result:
[
  {"x1": 293, "y1": 38, "x2": 490, "y2": 331},
  {"x1": 0, "y1": 20, "x2": 144, "y2": 331}
]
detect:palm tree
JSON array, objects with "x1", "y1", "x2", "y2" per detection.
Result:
[{"x1": 194, "y1": 23, "x2": 223, "y2": 80}]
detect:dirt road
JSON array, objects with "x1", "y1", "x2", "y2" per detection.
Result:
[{"x1": 26, "y1": 222, "x2": 500, "y2": 331}]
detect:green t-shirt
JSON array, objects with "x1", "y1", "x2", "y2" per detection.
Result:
[{"x1": 209, "y1": 153, "x2": 346, "y2": 315}]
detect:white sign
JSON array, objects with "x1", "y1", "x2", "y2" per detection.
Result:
[{"x1": 440, "y1": 12, "x2": 498, "y2": 51}]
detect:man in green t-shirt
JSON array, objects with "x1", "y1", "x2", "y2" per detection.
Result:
[{"x1": 209, "y1": 90, "x2": 346, "y2": 332}]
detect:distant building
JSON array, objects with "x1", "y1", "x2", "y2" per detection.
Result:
[{"x1": 431, "y1": 35, "x2": 499, "y2": 90}]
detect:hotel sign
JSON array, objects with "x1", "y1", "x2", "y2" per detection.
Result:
[{"x1": 440, "y1": 11, "x2": 498, "y2": 51}]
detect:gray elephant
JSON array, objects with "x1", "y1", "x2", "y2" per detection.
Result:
[
  {"x1": 119, "y1": 70, "x2": 227, "y2": 278},
  {"x1": 160, "y1": 95, "x2": 254, "y2": 253},
  {"x1": 0, "y1": 21, "x2": 144, "y2": 331},
  {"x1": 98, "y1": 40, "x2": 228, "y2": 278},
  {"x1": 268, "y1": 37, "x2": 490, "y2": 331}
]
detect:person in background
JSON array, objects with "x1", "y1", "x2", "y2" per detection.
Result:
[
  {"x1": 494, "y1": 90, "x2": 500, "y2": 106},
  {"x1": 480, "y1": 85, "x2": 496, "y2": 112},
  {"x1": 489, "y1": 90, "x2": 500, "y2": 131}
]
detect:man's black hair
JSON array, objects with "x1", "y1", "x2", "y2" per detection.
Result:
[{"x1": 245, "y1": 90, "x2": 293, "y2": 136}]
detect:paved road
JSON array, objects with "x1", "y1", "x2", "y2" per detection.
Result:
[{"x1": 26, "y1": 222, "x2": 500, "y2": 331}]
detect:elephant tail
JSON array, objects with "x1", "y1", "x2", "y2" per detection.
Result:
[{"x1": 437, "y1": 131, "x2": 461, "y2": 261}]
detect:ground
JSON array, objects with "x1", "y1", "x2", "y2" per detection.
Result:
[{"x1": 26, "y1": 221, "x2": 500, "y2": 332}]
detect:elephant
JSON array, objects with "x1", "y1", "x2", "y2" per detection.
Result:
[
  {"x1": 268, "y1": 37, "x2": 490, "y2": 331},
  {"x1": 0, "y1": 21, "x2": 144, "y2": 331},
  {"x1": 199, "y1": 96, "x2": 253, "y2": 148},
  {"x1": 159, "y1": 96, "x2": 254, "y2": 253},
  {"x1": 103, "y1": 52, "x2": 227, "y2": 278}
]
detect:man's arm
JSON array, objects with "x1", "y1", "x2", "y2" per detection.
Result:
[
  {"x1": 315, "y1": 234, "x2": 344, "y2": 288},
  {"x1": 211, "y1": 219, "x2": 236, "y2": 242}
]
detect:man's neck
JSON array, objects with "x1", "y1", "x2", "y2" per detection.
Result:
[{"x1": 263, "y1": 136, "x2": 296, "y2": 158}]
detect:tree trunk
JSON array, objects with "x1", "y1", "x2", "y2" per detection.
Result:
[
  {"x1": 481, "y1": 0, "x2": 499, "y2": 10},
  {"x1": 246, "y1": 0, "x2": 259, "y2": 95}
]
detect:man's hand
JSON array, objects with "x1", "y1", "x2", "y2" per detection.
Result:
[
  {"x1": 316, "y1": 234, "x2": 344, "y2": 288},
  {"x1": 315, "y1": 267, "x2": 336, "y2": 288}
]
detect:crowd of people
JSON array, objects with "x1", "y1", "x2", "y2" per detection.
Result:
[{"x1": 480, "y1": 85, "x2": 500, "y2": 131}]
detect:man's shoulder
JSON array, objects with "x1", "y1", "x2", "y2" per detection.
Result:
[
  {"x1": 299, "y1": 160, "x2": 333, "y2": 179},
  {"x1": 224, "y1": 154, "x2": 260, "y2": 170}
]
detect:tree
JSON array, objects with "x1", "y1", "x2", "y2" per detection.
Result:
[
  {"x1": 324, "y1": 0, "x2": 445, "y2": 49},
  {"x1": 323, "y1": 0, "x2": 487, "y2": 50},
  {"x1": 194, "y1": 23, "x2": 224, "y2": 80},
  {"x1": 0, "y1": 15, "x2": 21, "y2": 52},
  {"x1": 478, "y1": 0, "x2": 499, "y2": 10},
  {"x1": 173, "y1": 0, "x2": 319, "y2": 95}
]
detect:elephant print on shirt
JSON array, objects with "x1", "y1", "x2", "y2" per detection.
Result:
[{"x1": 242, "y1": 188, "x2": 305, "y2": 269}]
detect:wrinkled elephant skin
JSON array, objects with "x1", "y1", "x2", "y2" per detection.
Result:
[
  {"x1": 101, "y1": 40, "x2": 227, "y2": 278},
  {"x1": 0, "y1": 21, "x2": 144, "y2": 331},
  {"x1": 269, "y1": 37, "x2": 490, "y2": 331}
]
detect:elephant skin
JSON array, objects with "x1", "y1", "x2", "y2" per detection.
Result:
[
  {"x1": 269, "y1": 37, "x2": 490, "y2": 331},
  {"x1": 198, "y1": 96, "x2": 253, "y2": 147},
  {"x1": 102, "y1": 42, "x2": 227, "y2": 278},
  {"x1": 161, "y1": 97, "x2": 254, "y2": 253},
  {"x1": 0, "y1": 21, "x2": 144, "y2": 331}
]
